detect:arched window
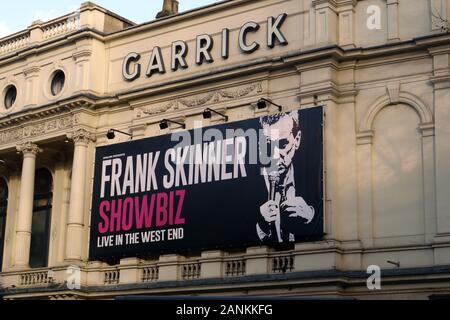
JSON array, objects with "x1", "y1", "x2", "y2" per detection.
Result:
[
  {"x1": 29, "y1": 168, "x2": 53, "y2": 269},
  {"x1": 0, "y1": 178, "x2": 8, "y2": 271},
  {"x1": 372, "y1": 104, "x2": 424, "y2": 238}
]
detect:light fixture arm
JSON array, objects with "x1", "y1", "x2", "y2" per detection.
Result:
[
  {"x1": 259, "y1": 98, "x2": 283, "y2": 112},
  {"x1": 109, "y1": 129, "x2": 133, "y2": 139},
  {"x1": 387, "y1": 260, "x2": 400, "y2": 268},
  {"x1": 163, "y1": 119, "x2": 186, "y2": 129},
  {"x1": 205, "y1": 108, "x2": 229, "y2": 121}
]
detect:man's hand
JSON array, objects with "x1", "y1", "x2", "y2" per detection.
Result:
[
  {"x1": 281, "y1": 197, "x2": 315, "y2": 224},
  {"x1": 260, "y1": 200, "x2": 280, "y2": 223}
]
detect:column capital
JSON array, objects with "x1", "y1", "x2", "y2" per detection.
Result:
[
  {"x1": 16, "y1": 142, "x2": 42, "y2": 156},
  {"x1": 67, "y1": 129, "x2": 96, "y2": 145}
]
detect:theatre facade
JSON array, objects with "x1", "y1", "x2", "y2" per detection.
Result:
[{"x1": 0, "y1": 0, "x2": 450, "y2": 300}]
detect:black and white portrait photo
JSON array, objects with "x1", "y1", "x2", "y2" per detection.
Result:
[{"x1": 256, "y1": 110, "x2": 319, "y2": 243}]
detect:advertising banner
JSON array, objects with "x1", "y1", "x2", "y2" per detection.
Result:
[{"x1": 89, "y1": 106, "x2": 323, "y2": 260}]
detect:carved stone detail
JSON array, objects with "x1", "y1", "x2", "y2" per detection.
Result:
[
  {"x1": 141, "y1": 82, "x2": 263, "y2": 116},
  {"x1": 0, "y1": 115, "x2": 79, "y2": 145},
  {"x1": 143, "y1": 101, "x2": 179, "y2": 115},
  {"x1": 16, "y1": 142, "x2": 43, "y2": 156},
  {"x1": 66, "y1": 128, "x2": 96, "y2": 144},
  {"x1": 218, "y1": 82, "x2": 263, "y2": 99},
  {"x1": 386, "y1": 82, "x2": 401, "y2": 104},
  {"x1": 179, "y1": 92, "x2": 216, "y2": 108}
]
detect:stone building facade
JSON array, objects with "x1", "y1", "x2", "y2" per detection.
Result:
[{"x1": 0, "y1": 0, "x2": 449, "y2": 299}]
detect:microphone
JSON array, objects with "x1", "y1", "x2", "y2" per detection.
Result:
[
  {"x1": 268, "y1": 171, "x2": 279, "y2": 202},
  {"x1": 268, "y1": 171, "x2": 282, "y2": 243}
]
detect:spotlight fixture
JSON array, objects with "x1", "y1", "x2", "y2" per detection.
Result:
[
  {"x1": 256, "y1": 98, "x2": 283, "y2": 112},
  {"x1": 313, "y1": 95, "x2": 319, "y2": 106},
  {"x1": 159, "y1": 119, "x2": 186, "y2": 130},
  {"x1": 0, "y1": 159, "x2": 5, "y2": 165},
  {"x1": 202, "y1": 108, "x2": 229, "y2": 121},
  {"x1": 159, "y1": 120, "x2": 169, "y2": 130},
  {"x1": 106, "y1": 129, "x2": 133, "y2": 140}
]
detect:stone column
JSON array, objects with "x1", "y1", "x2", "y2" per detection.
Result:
[
  {"x1": 356, "y1": 132, "x2": 374, "y2": 247},
  {"x1": 387, "y1": 0, "x2": 400, "y2": 41},
  {"x1": 338, "y1": 1, "x2": 357, "y2": 48},
  {"x1": 429, "y1": 48, "x2": 450, "y2": 265},
  {"x1": 65, "y1": 129, "x2": 96, "y2": 262},
  {"x1": 14, "y1": 142, "x2": 42, "y2": 268},
  {"x1": 430, "y1": 0, "x2": 447, "y2": 31},
  {"x1": 430, "y1": 49, "x2": 450, "y2": 237},
  {"x1": 419, "y1": 123, "x2": 437, "y2": 244},
  {"x1": 313, "y1": 0, "x2": 338, "y2": 45},
  {"x1": 23, "y1": 66, "x2": 40, "y2": 108},
  {"x1": 72, "y1": 49, "x2": 92, "y2": 92}
]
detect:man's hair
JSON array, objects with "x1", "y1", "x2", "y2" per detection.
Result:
[{"x1": 260, "y1": 110, "x2": 300, "y2": 137}]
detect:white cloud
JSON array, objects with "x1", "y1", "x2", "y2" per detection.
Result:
[
  {"x1": 0, "y1": 5, "x2": 80, "y2": 39},
  {"x1": 32, "y1": 5, "x2": 80, "y2": 24},
  {"x1": 67, "y1": 5, "x2": 79, "y2": 13},
  {"x1": 0, "y1": 21, "x2": 13, "y2": 38},
  {"x1": 32, "y1": 9, "x2": 61, "y2": 23}
]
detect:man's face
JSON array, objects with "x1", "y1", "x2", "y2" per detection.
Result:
[{"x1": 263, "y1": 116, "x2": 301, "y2": 176}]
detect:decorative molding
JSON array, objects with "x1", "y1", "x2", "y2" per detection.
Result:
[
  {"x1": 66, "y1": 128, "x2": 96, "y2": 144},
  {"x1": 179, "y1": 91, "x2": 217, "y2": 108},
  {"x1": 312, "y1": 0, "x2": 338, "y2": 8},
  {"x1": 0, "y1": 98, "x2": 93, "y2": 129},
  {"x1": 16, "y1": 142, "x2": 42, "y2": 156},
  {"x1": 141, "y1": 82, "x2": 263, "y2": 116},
  {"x1": 23, "y1": 66, "x2": 40, "y2": 77},
  {"x1": 419, "y1": 122, "x2": 435, "y2": 137},
  {"x1": 298, "y1": 81, "x2": 358, "y2": 104},
  {"x1": 218, "y1": 82, "x2": 263, "y2": 99},
  {"x1": 386, "y1": 82, "x2": 401, "y2": 104},
  {"x1": 72, "y1": 49, "x2": 92, "y2": 62},
  {"x1": 142, "y1": 101, "x2": 179, "y2": 116},
  {"x1": 358, "y1": 91, "x2": 434, "y2": 142},
  {"x1": 0, "y1": 114, "x2": 79, "y2": 145},
  {"x1": 430, "y1": 74, "x2": 450, "y2": 89},
  {"x1": 356, "y1": 130, "x2": 374, "y2": 145}
]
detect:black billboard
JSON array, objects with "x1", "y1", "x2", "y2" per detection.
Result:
[{"x1": 89, "y1": 107, "x2": 323, "y2": 260}]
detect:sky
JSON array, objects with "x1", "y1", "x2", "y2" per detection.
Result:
[{"x1": 0, "y1": 0, "x2": 220, "y2": 38}]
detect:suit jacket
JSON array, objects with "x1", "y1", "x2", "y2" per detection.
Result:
[{"x1": 256, "y1": 165, "x2": 314, "y2": 243}]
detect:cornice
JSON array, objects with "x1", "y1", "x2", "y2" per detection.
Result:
[
  {"x1": 0, "y1": 33, "x2": 447, "y2": 128},
  {"x1": 0, "y1": 93, "x2": 103, "y2": 129},
  {"x1": 312, "y1": 0, "x2": 339, "y2": 8},
  {"x1": 298, "y1": 80, "x2": 358, "y2": 104}
]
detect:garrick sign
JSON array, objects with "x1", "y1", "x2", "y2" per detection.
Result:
[{"x1": 122, "y1": 13, "x2": 288, "y2": 81}]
